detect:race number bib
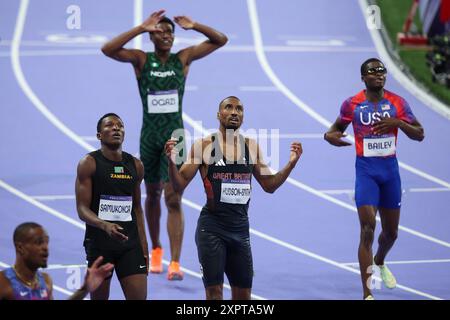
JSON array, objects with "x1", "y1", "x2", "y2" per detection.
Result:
[
  {"x1": 147, "y1": 90, "x2": 179, "y2": 114},
  {"x1": 220, "y1": 180, "x2": 251, "y2": 204},
  {"x1": 98, "y1": 195, "x2": 132, "y2": 222},
  {"x1": 363, "y1": 136, "x2": 396, "y2": 157}
]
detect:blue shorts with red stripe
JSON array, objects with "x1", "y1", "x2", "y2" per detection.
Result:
[{"x1": 355, "y1": 156, "x2": 402, "y2": 209}]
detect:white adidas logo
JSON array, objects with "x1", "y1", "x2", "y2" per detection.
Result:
[{"x1": 215, "y1": 159, "x2": 226, "y2": 166}]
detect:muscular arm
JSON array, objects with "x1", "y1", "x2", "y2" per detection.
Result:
[
  {"x1": 373, "y1": 118, "x2": 424, "y2": 141},
  {"x1": 133, "y1": 158, "x2": 149, "y2": 269},
  {"x1": 175, "y1": 16, "x2": 228, "y2": 72},
  {"x1": 324, "y1": 117, "x2": 352, "y2": 147},
  {"x1": 101, "y1": 26, "x2": 146, "y2": 66},
  {"x1": 252, "y1": 140, "x2": 303, "y2": 194},
  {"x1": 75, "y1": 155, "x2": 128, "y2": 241},
  {"x1": 165, "y1": 138, "x2": 203, "y2": 193},
  {"x1": 101, "y1": 10, "x2": 165, "y2": 75}
]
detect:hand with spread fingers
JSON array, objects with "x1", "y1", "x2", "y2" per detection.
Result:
[
  {"x1": 372, "y1": 117, "x2": 401, "y2": 135},
  {"x1": 141, "y1": 10, "x2": 166, "y2": 33},
  {"x1": 83, "y1": 256, "x2": 114, "y2": 293},
  {"x1": 173, "y1": 15, "x2": 196, "y2": 30}
]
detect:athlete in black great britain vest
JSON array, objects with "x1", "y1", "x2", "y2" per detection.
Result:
[
  {"x1": 75, "y1": 113, "x2": 149, "y2": 300},
  {"x1": 164, "y1": 96, "x2": 303, "y2": 300},
  {"x1": 101, "y1": 9, "x2": 228, "y2": 280}
]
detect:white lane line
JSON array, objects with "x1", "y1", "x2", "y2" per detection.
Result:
[
  {"x1": 239, "y1": 86, "x2": 278, "y2": 92},
  {"x1": 44, "y1": 264, "x2": 86, "y2": 270},
  {"x1": 11, "y1": 0, "x2": 94, "y2": 152},
  {"x1": 358, "y1": 0, "x2": 450, "y2": 120},
  {"x1": 318, "y1": 187, "x2": 450, "y2": 195},
  {"x1": 285, "y1": 39, "x2": 345, "y2": 46},
  {"x1": 246, "y1": 0, "x2": 450, "y2": 190},
  {"x1": 410, "y1": 187, "x2": 450, "y2": 193},
  {"x1": 0, "y1": 179, "x2": 85, "y2": 229},
  {"x1": 0, "y1": 180, "x2": 266, "y2": 301},
  {"x1": 133, "y1": 0, "x2": 143, "y2": 50},
  {"x1": 341, "y1": 259, "x2": 450, "y2": 267},
  {"x1": 0, "y1": 49, "x2": 100, "y2": 57},
  {"x1": 0, "y1": 261, "x2": 74, "y2": 296},
  {"x1": 29, "y1": 185, "x2": 450, "y2": 202},
  {"x1": 1, "y1": 179, "x2": 441, "y2": 300}
]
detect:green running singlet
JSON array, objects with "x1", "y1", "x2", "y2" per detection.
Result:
[{"x1": 137, "y1": 52, "x2": 186, "y2": 183}]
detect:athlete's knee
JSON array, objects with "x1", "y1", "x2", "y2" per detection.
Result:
[
  {"x1": 383, "y1": 229, "x2": 398, "y2": 242},
  {"x1": 146, "y1": 186, "x2": 162, "y2": 204},
  {"x1": 360, "y1": 224, "x2": 375, "y2": 245},
  {"x1": 165, "y1": 193, "x2": 182, "y2": 213},
  {"x1": 206, "y1": 285, "x2": 223, "y2": 300}
]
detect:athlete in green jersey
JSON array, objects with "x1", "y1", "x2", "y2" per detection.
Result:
[{"x1": 101, "y1": 9, "x2": 227, "y2": 280}]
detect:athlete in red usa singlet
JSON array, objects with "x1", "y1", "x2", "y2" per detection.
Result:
[
  {"x1": 324, "y1": 58, "x2": 424, "y2": 300},
  {"x1": 164, "y1": 96, "x2": 302, "y2": 300}
]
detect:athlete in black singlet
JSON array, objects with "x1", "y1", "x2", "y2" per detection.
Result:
[
  {"x1": 164, "y1": 96, "x2": 303, "y2": 300},
  {"x1": 76, "y1": 113, "x2": 149, "y2": 300}
]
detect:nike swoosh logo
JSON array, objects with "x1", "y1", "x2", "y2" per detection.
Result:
[{"x1": 139, "y1": 265, "x2": 146, "y2": 269}]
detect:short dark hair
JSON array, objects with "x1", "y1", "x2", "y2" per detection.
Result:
[
  {"x1": 361, "y1": 58, "x2": 383, "y2": 75},
  {"x1": 13, "y1": 222, "x2": 42, "y2": 244},
  {"x1": 159, "y1": 16, "x2": 175, "y2": 33},
  {"x1": 219, "y1": 96, "x2": 241, "y2": 110},
  {"x1": 97, "y1": 113, "x2": 121, "y2": 133}
]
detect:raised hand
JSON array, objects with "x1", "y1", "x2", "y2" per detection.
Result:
[
  {"x1": 164, "y1": 138, "x2": 179, "y2": 164},
  {"x1": 173, "y1": 15, "x2": 196, "y2": 30},
  {"x1": 325, "y1": 131, "x2": 352, "y2": 147},
  {"x1": 141, "y1": 10, "x2": 166, "y2": 33},
  {"x1": 289, "y1": 142, "x2": 303, "y2": 165},
  {"x1": 83, "y1": 256, "x2": 114, "y2": 293}
]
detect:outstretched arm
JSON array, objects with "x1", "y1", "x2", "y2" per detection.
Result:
[
  {"x1": 75, "y1": 155, "x2": 128, "y2": 242},
  {"x1": 175, "y1": 16, "x2": 228, "y2": 68},
  {"x1": 101, "y1": 10, "x2": 165, "y2": 68},
  {"x1": 324, "y1": 117, "x2": 352, "y2": 147},
  {"x1": 68, "y1": 256, "x2": 114, "y2": 300},
  {"x1": 253, "y1": 141, "x2": 303, "y2": 194},
  {"x1": 165, "y1": 138, "x2": 202, "y2": 193}
]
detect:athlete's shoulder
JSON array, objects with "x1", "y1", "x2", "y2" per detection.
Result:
[
  {"x1": 384, "y1": 89, "x2": 407, "y2": 105},
  {"x1": 132, "y1": 155, "x2": 144, "y2": 173},
  {"x1": 41, "y1": 272, "x2": 52, "y2": 285},
  {"x1": 349, "y1": 90, "x2": 366, "y2": 104},
  {"x1": 202, "y1": 134, "x2": 215, "y2": 145},
  {"x1": 77, "y1": 153, "x2": 96, "y2": 175},
  {"x1": 0, "y1": 271, "x2": 12, "y2": 299},
  {"x1": 79, "y1": 152, "x2": 96, "y2": 165}
]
